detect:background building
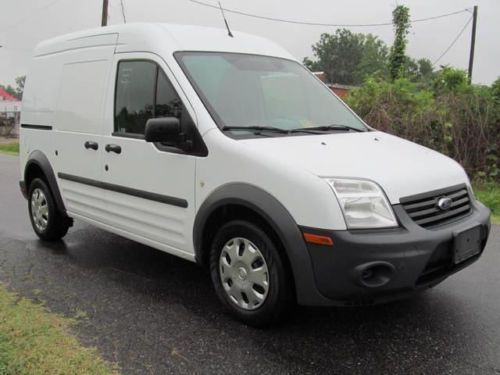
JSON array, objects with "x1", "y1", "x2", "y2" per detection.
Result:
[{"x1": 0, "y1": 88, "x2": 21, "y2": 137}]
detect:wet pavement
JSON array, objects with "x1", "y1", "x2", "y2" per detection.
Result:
[{"x1": 0, "y1": 153, "x2": 499, "y2": 374}]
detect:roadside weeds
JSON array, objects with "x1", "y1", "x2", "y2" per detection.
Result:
[{"x1": 0, "y1": 283, "x2": 119, "y2": 375}]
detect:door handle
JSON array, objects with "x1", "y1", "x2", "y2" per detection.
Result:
[
  {"x1": 84, "y1": 141, "x2": 99, "y2": 150},
  {"x1": 105, "y1": 144, "x2": 122, "y2": 154}
]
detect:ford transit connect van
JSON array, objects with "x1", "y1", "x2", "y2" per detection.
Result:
[{"x1": 19, "y1": 24, "x2": 491, "y2": 326}]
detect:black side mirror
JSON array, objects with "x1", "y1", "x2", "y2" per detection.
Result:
[{"x1": 145, "y1": 117, "x2": 180, "y2": 143}]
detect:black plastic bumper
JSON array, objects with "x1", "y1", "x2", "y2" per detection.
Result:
[{"x1": 302, "y1": 201, "x2": 491, "y2": 306}]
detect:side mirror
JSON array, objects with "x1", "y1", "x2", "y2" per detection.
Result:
[{"x1": 144, "y1": 117, "x2": 180, "y2": 143}]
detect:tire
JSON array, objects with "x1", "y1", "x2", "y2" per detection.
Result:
[
  {"x1": 209, "y1": 220, "x2": 292, "y2": 327},
  {"x1": 28, "y1": 178, "x2": 70, "y2": 241}
]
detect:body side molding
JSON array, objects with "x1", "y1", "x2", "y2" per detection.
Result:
[
  {"x1": 58, "y1": 172, "x2": 189, "y2": 208},
  {"x1": 193, "y1": 182, "x2": 332, "y2": 305},
  {"x1": 21, "y1": 124, "x2": 53, "y2": 130}
]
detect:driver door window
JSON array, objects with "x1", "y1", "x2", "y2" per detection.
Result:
[{"x1": 114, "y1": 60, "x2": 185, "y2": 137}]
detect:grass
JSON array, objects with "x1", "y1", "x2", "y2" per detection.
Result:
[
  {"x1": 0, "y1": 284, "x2": 118, "y2": 375},
  {"x1": 475, "y1": 183, "x2": 500, "y2": 225},
  {"x1": 0, "y1": 143, "x2": 19, "y2": 155}
]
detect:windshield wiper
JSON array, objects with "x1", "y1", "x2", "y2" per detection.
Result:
[
  {"x1": 290, "y1": 125, "x2": 365, "y2": 133},
  {"x1": 221, "y1": 126, "x2": 290, "y2": 134},
  {"x1": 221, "y1": 124, "x2": 364, "y2": 135}
]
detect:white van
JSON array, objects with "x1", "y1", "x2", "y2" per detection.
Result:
[{"x1": 19, "y1": 24, "x2": 490, "y2": 326}]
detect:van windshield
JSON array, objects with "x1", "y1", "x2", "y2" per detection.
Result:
[{"x1": 175, "y1": 52, "x2": 367, "y2": 136}]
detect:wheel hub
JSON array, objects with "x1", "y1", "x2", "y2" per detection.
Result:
[
  {"x1": 30, "y1": 188, "x2": 49, "y2": 232},
  {"x1": 237, "y1": 266, "x2": 248, "y2": 280},
  {"x1": 219, "y1": 237, "x2": 269, "y2": 311}
]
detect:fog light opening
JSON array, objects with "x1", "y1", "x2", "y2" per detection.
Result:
[{"x1": 354, "y1": 261, "x2": 395, "y2": 288}]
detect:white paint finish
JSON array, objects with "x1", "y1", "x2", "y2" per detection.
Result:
[
  {"x1": 68, "y1": 212, "x2": 195, "y2": 262},
  {"x1": 51, "y1": 47, "x2": 115, "y2": 221},
  {"x1": 34, "y1": 33, "x2": 119, "y2": 57},
  {"x1": 234, "y1": 131, "x2": 470, "y2": 205},
  {"x1": 21, "y1": 55, "x2": 62, "y2": 126},
  {"x1": 55, "y1": 131, "x2": 104, "y2": 219},
  {"x1": 98, "y1": 52, "x2": 198, "y2": 253},
  {"x1": 24, "y1": 40, "x2": 117, "y2": 221},
  {"x1": 56, "y1": 59, "x2": 110, "y2": 134},
  {"x1": 112, "y1": 23, "x2": 294, "y2": 60},
  {"x1": 59, "y1": 179, "x2": 107, "y2": 223},
  {"x1": 100, "y1": 138, "x2": 196, "y2": 252},
  {"x1": 195, "y1": 129, "x2": 348, "y2": 230}
]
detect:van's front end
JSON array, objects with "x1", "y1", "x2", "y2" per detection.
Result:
[
  {"x1": 303, "y1": 171, "x2": 491, "y2": 305},
  {"x1": 228, "y1": 128, "x2": 492, "y2": 306},
  {"x1": 177, "y1": 49, "x2": 491, "y2": 310}
]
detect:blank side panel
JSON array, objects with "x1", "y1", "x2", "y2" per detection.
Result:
[{"x1": 55, "y1": 59, "x2": 110, "y2": 134}]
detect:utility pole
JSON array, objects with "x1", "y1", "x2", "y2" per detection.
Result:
[
  {"x1": 101, "y1": 0, "x2": 109, "y2": 26},
  {"x1": 468, "y1": 5, "x2": 478, "y2": 84}
]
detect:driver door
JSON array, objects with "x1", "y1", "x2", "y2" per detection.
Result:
[{"x1": 100, "y1": 53, "x2": 198, "y2": 258}]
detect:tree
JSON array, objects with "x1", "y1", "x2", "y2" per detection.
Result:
[
  {"x1": 302, "y1": 57, "x2": 320, "y2": 72},
  {"x1": 491, "y1": 77, "x2": 500, "y2": 101},
  {"x1": 15, "y1": 75, "x2": 26, "y2": 99},
  {"x1": 403, "y1": 57, "x2": 434, "y2": 83},
  {"x1": 417, "y1": 59, "x2": 434, "y2": 81},
  {"x1": 305, "y1": 29, "x2": 389, "y2": 85},
  {"x1": 432, "y1": 66, "x2": 469, "y2": 94},
  {"x1": 354, "y1": 35, "x2": 390, "y2": 82},
  {"x1": 389, "y1": 5, "x2": 411, "y2": 80}
]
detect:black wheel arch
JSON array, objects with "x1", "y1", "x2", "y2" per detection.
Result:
[
  {"x1": 193, "y1": 182, "x2": 332, "y2": 305},
  {"x1": 24, "y1": 150, "x2": 68, "y2": 217}
]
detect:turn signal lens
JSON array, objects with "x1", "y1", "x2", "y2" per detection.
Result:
[{"x1": 303, "y1": 233, "x2": 334, "y2": 246}]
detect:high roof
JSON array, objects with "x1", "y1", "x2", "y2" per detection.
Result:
[{"x1": 34, "y1": 23, "x2": 295, "y2": 61}]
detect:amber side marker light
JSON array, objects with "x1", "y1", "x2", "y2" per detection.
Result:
[{"x1": 303, "y1": 233, "x2": 334, "y2": 246}]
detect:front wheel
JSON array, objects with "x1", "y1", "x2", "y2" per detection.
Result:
[
  {"x1": 28, "y1": 178, "x2": 70, "y2": 241},
  {"x1": 209, "y1": 220, "x2": 292, "y2": 327}
]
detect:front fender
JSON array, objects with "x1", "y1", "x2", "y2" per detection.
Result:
[{"x1": 193, "y1": 183, "x2": 332, "y2": 305}]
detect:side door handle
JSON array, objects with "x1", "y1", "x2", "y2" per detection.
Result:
[
  {"x1": 84, "y1": 141, "x2": 99, "y2": 150},
  {"x1": 105, "y1": 144, "x2": 122, "y2": 154}
]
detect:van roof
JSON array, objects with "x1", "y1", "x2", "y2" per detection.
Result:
[{"x1": 34, "y1": 23, "x2": 295, "y2": 60}]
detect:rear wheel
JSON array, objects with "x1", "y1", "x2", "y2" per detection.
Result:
[
  {"x1": 28, "y1": 178, "x2": 69, "y2": 241},
  {"x1": 209, "y1": 220, "x2": 292, "y2": 327}
]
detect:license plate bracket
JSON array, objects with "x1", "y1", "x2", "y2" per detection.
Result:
[{"x1": 453, "y1": 226, "x2": 482, "y2": 264}]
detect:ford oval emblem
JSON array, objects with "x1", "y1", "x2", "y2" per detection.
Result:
[{"x1": 437, "y1": 197, "x2": 453, "y2": 211}]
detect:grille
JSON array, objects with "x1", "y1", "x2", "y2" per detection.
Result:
[{"x1": 401, "y1": 185, "x2": 472, "y2": 228}]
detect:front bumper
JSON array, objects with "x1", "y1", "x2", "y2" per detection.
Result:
[{"x1": 302, "y1": 200, "x2": 491, "y2": 306}]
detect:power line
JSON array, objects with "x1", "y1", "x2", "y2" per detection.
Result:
[
  {"x1": 189, "y1": 0, "x2": 470, "y2": 28},
  {"x1": 433, "y1": 16, "x2": 472, "y2": 65}
]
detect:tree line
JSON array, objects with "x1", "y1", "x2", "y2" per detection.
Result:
[{"x1": 304, "y1": 5, "x2": 499, "y2": 182}]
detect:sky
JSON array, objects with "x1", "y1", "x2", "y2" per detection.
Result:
[{"x1": 0, "y1": 0, "x2": 499, "y2": 87}]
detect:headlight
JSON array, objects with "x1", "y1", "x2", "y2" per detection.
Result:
[{"x1": 325, "y1": 178, "x2": 398, "y2": 229}]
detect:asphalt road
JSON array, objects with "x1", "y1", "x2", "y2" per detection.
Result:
[{"x1": 0, "y1": 153, "x2": 499, "y2": 374}]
